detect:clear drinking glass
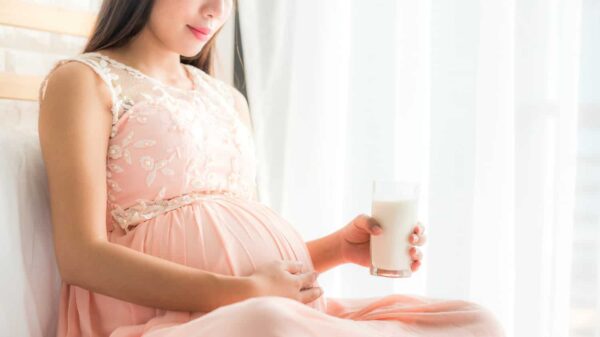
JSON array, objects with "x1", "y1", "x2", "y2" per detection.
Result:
[{"x1": 370, "y1": 180, "x2": 420, "y2": 278}]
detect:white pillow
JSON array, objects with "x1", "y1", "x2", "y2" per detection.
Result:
[{"x1": 0, "y1": 126, "x2": 61, "y2": 337}]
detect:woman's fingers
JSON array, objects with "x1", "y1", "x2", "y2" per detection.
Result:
[
  {"x1": 408, "y1": 224, "x2": 425, "y2": 272},
  {"x1": 411, "y1": 259, "x2": 421, "y2": 272},
  {"x1": 409, "y1": 246, "x2": 422, "y2": 261},
  {"x1": 410, "y1": 222, "x2": 427, "y2": 246},
  {"x1": 298, "y1": 286, "x2": 323, "y2": 304},
  {"x1": 298, "y1": 270, "x2": 319, "y2": 290},
  {"x1": 414, "y1": 222, "x2": 425, "y2": 235},
  {"x1": 283, "y1": 260, "x2": 305, "y2": 274},
  {"x1": 361, "y1": 214, "x2": 383, "y2": 235},
  {"x1": 297, "y1": 271, "x2": 322, "y2": 304},
  {"x1": 409, "y1": 233, "x2": 427, "y2": 246}
]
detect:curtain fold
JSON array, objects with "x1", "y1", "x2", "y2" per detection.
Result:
[{"x1": 238, "y1": 1, "x2": 587, "y2": 336}]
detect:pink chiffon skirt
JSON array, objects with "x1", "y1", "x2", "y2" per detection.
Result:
[{"x1": 57, "y1": 195, "x2": 505, "y2": 337}]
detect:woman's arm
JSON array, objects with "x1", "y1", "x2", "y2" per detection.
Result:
[
  {"x1": 306, "y1": 232, "x2": 345, "y2": 274},
  {"x1": 39, "y1": 62, "x2": 253, "y2": 313}
]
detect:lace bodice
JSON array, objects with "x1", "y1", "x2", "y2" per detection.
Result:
[{"x1": 39, "y1": 52, "x2": 258, "y2": 233}]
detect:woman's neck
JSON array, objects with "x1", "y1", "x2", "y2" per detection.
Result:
[{"x1": 101, "y1": 28, "x2": 189, "y2": 88}]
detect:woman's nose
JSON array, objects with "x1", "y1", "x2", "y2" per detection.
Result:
[{"x1": 202, "y1": 0, "x2": 226, "y2": 21}]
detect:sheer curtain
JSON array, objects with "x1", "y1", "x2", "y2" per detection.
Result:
[{"x1": 237, "y1": 0, "x2": 589, "y2": 336}]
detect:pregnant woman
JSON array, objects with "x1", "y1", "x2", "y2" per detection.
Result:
[{"x1": 37, "y1": 0, "x2": 505, "y2": 336}]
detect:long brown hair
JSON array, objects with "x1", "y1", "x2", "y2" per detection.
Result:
[{"x1": 83, "y1": 0, "x2": 237, "y2": 76}]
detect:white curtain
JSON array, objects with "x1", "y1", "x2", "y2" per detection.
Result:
[{"x1": 238, "y1": 1, "x2": 587, "y2": 336}]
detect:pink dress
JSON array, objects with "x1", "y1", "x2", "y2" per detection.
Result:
[{"x1": 39, "y1": 52, "x2": 505, "y2": 337}]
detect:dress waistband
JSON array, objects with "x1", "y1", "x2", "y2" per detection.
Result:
[{"x1": 110, "y1": 190, "x2": 241, "y2": 233}]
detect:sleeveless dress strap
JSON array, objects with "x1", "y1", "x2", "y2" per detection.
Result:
[{"x1": 39, "y1": 53, "x2": 123, "y2": 138}]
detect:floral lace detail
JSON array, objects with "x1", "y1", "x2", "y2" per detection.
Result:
[
  {"x1": 139, "y1": 151, "x2": 177, "y2": 187},
  {"x1": 106, "y1": 130, "x2": 162, "y2": 201},
  {"x1": 41, "y1": 52, "x2": 259, "y2": 233},
  {"x1": 111, "y1": 190, "x2": 247, "y2": 233}
]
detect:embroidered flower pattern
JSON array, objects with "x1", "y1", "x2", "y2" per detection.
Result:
[
  {"x1": 139, "y1": 151, "x2": 176, "y2": 187},
  {"x1": 111, "y1": 190, "x2": 241, "y2": 232},
  {"x1": 65, "y1": 52, "x2": 258, "y2": 233},
  {"x1": 108, "y1": 131, "x2": 156, "y2": 167}
]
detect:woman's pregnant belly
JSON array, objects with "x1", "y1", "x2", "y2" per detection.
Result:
[
  {"x1": 60, "y1": 196, "x2": 326, "y2": 334},
  {"x1": 107, "y1": 196, "x2": 325, "y2": 309}
]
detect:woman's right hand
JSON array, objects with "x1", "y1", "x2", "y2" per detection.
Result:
[{"x1": 248, "y1": 260, "x2": 323, "y2": 304}]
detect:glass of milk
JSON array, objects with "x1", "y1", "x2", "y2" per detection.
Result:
[{"x1": 370, "y1": 180, "x2": 420, "y2": 278}]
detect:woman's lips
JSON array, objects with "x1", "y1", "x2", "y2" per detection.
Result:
[{"x1": 187, "y1": 25, "x2": 210, "y2": 41}]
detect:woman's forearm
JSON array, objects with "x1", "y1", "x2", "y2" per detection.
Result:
[
  {"x1": 306, "y1": 231, "x2": 345, "y2": 274},
  {"x1": 62, "y1": 241, "x2": 253, "y2": 313}
]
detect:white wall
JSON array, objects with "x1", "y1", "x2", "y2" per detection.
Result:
[{"x1": 0, "y1": 1, "x2": 99, "y2": 131}]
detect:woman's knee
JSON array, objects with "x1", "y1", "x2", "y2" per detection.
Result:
[
  {"x1": 229, "y1": 296, "x2": 303, "y2": 336},
  {"x1": 241, "y1": 296, "x2": 300, "y2": 319}
]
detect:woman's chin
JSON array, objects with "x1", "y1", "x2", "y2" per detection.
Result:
[{"x1": 175, "y1": 42, "x2": 206, "y2": 59}]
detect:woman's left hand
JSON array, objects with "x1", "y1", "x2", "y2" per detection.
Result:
[{"x1": 335, "y1": 214, "x2": 427, "y2": 270}]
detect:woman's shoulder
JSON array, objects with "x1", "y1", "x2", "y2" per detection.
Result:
[
  {"x1": 45, "y1": 52, "x2": 109, "y2": 77},
  {"x1": 38, "y1": 54, "x2": 116, "y2": 135},
  {"x1": 38, "y1": 58, "x2": 115, "y2": 143},
  {"x1": 39, "y1": 53, "x2": 115, "y2": 102},
  {"x1": 39, "y1": 55, "x2": 113, "y2": 104}
]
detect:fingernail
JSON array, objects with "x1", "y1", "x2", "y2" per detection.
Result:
[{"x1": 374, "y1": 225, "x2": 383, "y2": 234}]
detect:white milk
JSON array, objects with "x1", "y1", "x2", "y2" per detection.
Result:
[{"x1": 370, "y1": 198, "x2": 417, "y2": 277}]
